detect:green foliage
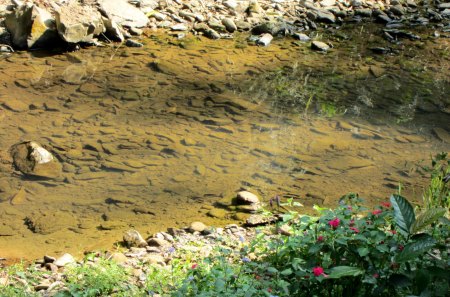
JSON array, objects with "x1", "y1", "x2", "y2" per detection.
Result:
[
  {"x1": 422, "y1": 153, "x2": 450, "y2": 210},
  {"x1": 410, "y1": 208, "x2": 446, "y2": 234},
  {"x1": 61, "y1": 258, "x2": 133, "y2": 297}
]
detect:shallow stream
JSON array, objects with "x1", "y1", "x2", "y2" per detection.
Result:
[{"x1": 0, "y1": 24, "x2": 449, "y2": 261}]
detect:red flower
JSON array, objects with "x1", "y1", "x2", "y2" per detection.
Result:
[
  {"x1": 328, "y1": 218, "x2": 340, "y2": 229},
  {"x1": 349, "y1": 219, "x2": 355, "y2": 226},
  {"x1": 317, "y1": 236, "x2": 324, "y2": 242},
  {"x1": 255, "y1": 275, "x2": 261, "y2": 280},
  {"x1": 191, "y1": 263, "x2": 198, "y2": 269},
  {"x1": 350, "y1": 227, "x2": 359, "y2": 233},
  {"x1": 347, "y1": 206, "x2": 353, "y2": 211},
  {"x1": 389, "y1": 230, "x2": 397, "y2": 235},
  {"x1": 398, "y1": 245, "x2": 404, "y2": 251},
  {"x1": 381, "y1": 202, "x2": 391, "y2": 208},
  {"x1": 372, "y1": 209, "x2": 383, "y2": 215},
  {"x1": 373, "y1": 273, "x2": 379, "y2": 278},
  {"x1": 313, "y1": 266, "x2": 324, "y2": 277},
  {"x1": 267, "y1": 288, "x2": 272, "y2": 293}
]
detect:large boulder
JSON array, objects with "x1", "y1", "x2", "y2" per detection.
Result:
[
  {"x1": 98, "y1": 0, "x2": 149, "y2": 28},
  {"x1": 55, "y1": 1, "x2": 105, "y2": 43},
  {"x1": 4, "y1": 2, "x2": 59, "y2": 49}
]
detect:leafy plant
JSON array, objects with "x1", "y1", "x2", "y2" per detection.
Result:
[
  {"x1": 60, "y1": 258, "x2": 134, "y2": 297},
  {"x1": 421, "y1": 153, "x2": 450, "y2": 210}
]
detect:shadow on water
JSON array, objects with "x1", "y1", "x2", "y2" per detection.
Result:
[{"x1": 0, "y1": 24, "x2": 449, "y2": 260}]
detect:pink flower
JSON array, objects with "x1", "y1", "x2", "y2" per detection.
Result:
[
  {"x1": 381, "y1": 202, "x2": 391, "y2": 208},
  {"x1": 317, "y1": 236, "x2": 324, "y2": 242},
  {"x1": 373, "y1": 273, "x2": 379, "y2": 278},
  {"x1": 372, "y1": 209, "x2": 382, "y2": 215},
  {"x1": 191, "y1": 263, "x2": 198, "y2": 269},
  {"x1": 349, "y1": 219, "x2": 355, "y2": 226},
  {"x1": 328, "y1": 218, "x2": 340, "y2": 229},
  {"x1": 398, "y1": 245, "x2": 404, "y2": 251},
  {"x1": 313, "y1": 266, "x2": 324, "y2": 277},
  {"x1": 350, "y1": 227, "x2": 359, "y2": 233},
  {"x1": 389, "y1": 230, "x2": 397, "y2": 235},
  {"x1": 347, "y1": 206, "x2": 353, "y2": 211}
]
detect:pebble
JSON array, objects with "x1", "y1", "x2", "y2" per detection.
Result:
[
  {"x1": 256, "y1": 33, "x2": 273, "y2": 46},
  {"x1": 125, "y1": 39, "x2": 144, "y2": 47},
  {"x1": 222, "y1": 18, "x2": 237, "y2": 33},
  {"x1": 189, "y1": 221, "x2": 207, "y2": 233},
  {"x1": 293, "y1": 32, "x2": 310, "y2": 41},
  {"x1": 311, "y1": 40, "x2": 330, "y2": 51}
]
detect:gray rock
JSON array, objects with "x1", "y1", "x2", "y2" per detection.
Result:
[
  {"x1": 223, "y1": 0, "x2": 238, "y2": 10},
  {"x1": 125, "y1": 39, "x2": 143, "y2": 47},
  {"x1": 98, "y1": 0, "x2": 149, "y2": 28},
  {"x1": 5, "y1": 3, "x2": 59, "y2": 49},
  {"x1": 137, "y1": 0, "x2": 159, "y2": 14},
  {"x1": 147, "y1": 237, "x2": 170, "y2": 247},
  {"x1": 438, "y1": 3, "x2": 450, "y2": 10},
  {"x1": 247, "y1": 0, "x2": 263, "y2": 16},
  {"x1": 171, "y1": 23, "x2": 187, "y2": 31},
  {"x1": 55, "y1": 2, "x2": 105, "y2": 43},
  {"x1": 320, "y1": 0, "x2": 336, "y2": 7},
  {"x1": 142, "y1": 254, "x2": 165, "y2": 265},
  {"x1": 235, "y1": 20, "x2": 252, "y2": 31},
  {"x1": 129, "y1": 27, "x2": 143, "y2": 35},
  {"x1": 208, "y1": 19, "x2": 226, "y2": 32},
  {"x1": 256, "y1": 33, "x2": 273, "y2": 46},
  {"x1": 222, "y1": 18, "x2": 237, "y2": 32},
  {"x1": 123, "y1": 229, "x2": 147, "y2": 247},
  {"x1": 54, "y1": 253, "x2": 75, "y2": 267},
  {"x1": 355, "y1": 9, "x2": 372, "y2": 17},
  {"x1": 390, "y1": 5, "x2": 405, "y2": 16},
  {"x1": 237, "y1": 191, "x2": 260, "y2": 204},
  {"x1": 311, "y1": 40, "x2": 330, "y2": 51},
  {"x1": 293, "y1": 32, "x2": 310, "y2": 41},
  {"x1": 205, "y1": 28, "x2": 220, "y2": 39},
  {"x1": 315, "y1": 9, "x2": 336, "y2": 23},
  {"x1": 102, "y1": 17, "x2": 124, "y2": 41},
  {"x1": 151, "y1": 12, "x2": 166, "y2": 21}
]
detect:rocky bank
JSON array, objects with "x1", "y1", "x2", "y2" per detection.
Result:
[{"x1": 0, "y1": 0, "x2": 449, "y2": 52}]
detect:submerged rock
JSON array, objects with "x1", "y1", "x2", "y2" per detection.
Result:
[
  {"x1": 10, "y1": 141, "x2": 62, "y2": 178},
  {"x1": 237, "y1": 191, "x2": 260, "y2": 204}
]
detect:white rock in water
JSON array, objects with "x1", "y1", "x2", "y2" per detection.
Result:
[
  {"x1": 256, "y1": 33, "x2": 273, "y2": 46},
  {"x1": 29, "y1": 142, "x2": 54, "y2": 164},
  {"x1": 237, "y1": 191, "x2": 260, "y2": 204}
]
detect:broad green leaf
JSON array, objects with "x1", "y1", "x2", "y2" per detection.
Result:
[
  {"x1": 357, "y1": 247, "x2": 369, "y2": 257},
  {"x1": 395, "y1": 235, "x2": 436, "y2": 262},
  {"x1": 390, "y1": 194, "x2": 416, "y2": 236},
  {"x1": 281, "y1": 268, "x2": 293, "y2": 276},
  {"x1": 410, "y1": 208, "x2": 446, "y2": 234},
  {"x1": 267, "y1": 267, "x2": 278, "y2": 274},
  {"x1": 327, "y1": 266, "x2": 363, "y2": 279}
]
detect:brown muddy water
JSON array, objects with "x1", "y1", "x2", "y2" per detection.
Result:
[{"x1": 0, "y1": 25, "x2": 449, "y2": 262}]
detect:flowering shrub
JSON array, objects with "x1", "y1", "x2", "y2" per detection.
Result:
[{"x1": 246, "y1": 193, "x2": 449, "y2": 296}]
